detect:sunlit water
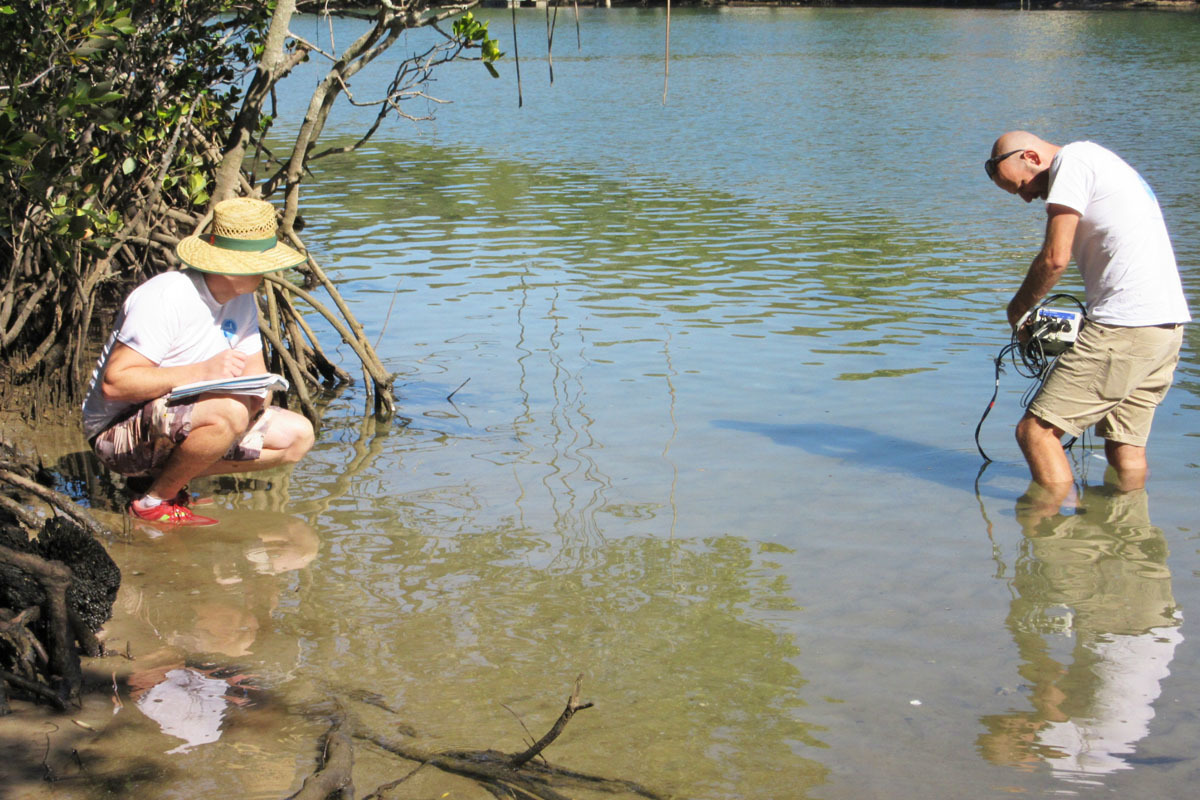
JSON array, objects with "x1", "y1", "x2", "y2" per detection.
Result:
[{"x1": 7, "y1": 8, "x2": 1200, "y2": 799}]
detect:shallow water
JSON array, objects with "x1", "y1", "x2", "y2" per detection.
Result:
[{"x1": 4, "y1": 7, "x2": 1200, "y2": 799}]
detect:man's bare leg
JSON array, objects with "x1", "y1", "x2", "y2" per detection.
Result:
[
  {"x1": 145, "y1": 395, "x2": 255, "y2": 501},
  {"x1": 195, "y1": 408, "x2": 314, "y2": 476},
  {"x1": 140, "y1": 397, "x2": 313, "y2": 502},
  {"x1": 1015, "y1": 412, "x2": 1074, "y2": 486},
  {"x1": 1014, "y1": 411, "x2": 1077, "y2": 516},
  {"x1": 1105, "y1": 439, "x2": 1148, "y2": 492}
]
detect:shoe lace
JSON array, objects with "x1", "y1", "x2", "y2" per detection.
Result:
[
  {"x1": 147, "y1": 502, "x2": 193, "y2": 522},
  {"x1": 165, "y1": 503, "x2": 195, "y2": 522}
]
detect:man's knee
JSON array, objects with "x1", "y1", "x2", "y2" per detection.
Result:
[
  {"x1": 1015, "y1": 413, "x2": 1059, "y2": 449},
  {"x1": 274, "y1": 410, "x2": 315, "y2": 464},
  {"x1": 194, "y1": 394, "x2": 255, "y2": 436},
  {"x1": 1105, "y1": 439, "x2": 1147, "y2": 471}
]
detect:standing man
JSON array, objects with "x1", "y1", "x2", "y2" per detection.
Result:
[
  {"x1": 985, "y1": 131, "x2": 1190, "y2": 496},
  {"x1": 83, "y1": 197, "x2": 315, "y2": 526}
]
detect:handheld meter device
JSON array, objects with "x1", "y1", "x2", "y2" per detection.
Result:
[{"x1": 1029, "y1": 307, "x2": 1084, "y2": 355}]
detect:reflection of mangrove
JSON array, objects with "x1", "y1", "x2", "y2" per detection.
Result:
[
  {"x1": 293, "y1": 676, "x2": 667, "y2": 800},
  {"x1": 978, "y1": 485, "x2": 1182, "y2": 780},
  {"x1": 512, "y1": 270, "x2": 612, "y2": 544},
  {"x1": 312, "y1": 139, "x2": 974, "y2": 334}
]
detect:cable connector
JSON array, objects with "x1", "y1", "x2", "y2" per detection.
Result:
[{"x1": 1030, "y1": 307, "x2": 1083, "y2": 355}]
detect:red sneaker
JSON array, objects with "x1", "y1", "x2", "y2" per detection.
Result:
[
  {"x1": 129, "y1": 498, "x2": 218, "y2": 527},
  {"x1": 173, "y1": 486, "x2": 214, "y2": 507}
]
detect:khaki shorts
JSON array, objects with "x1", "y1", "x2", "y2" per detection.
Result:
[
  {"x1": 90, "y1": 396, "x2": 275, "y2": 477},
  {"x1": 1029, "y1": 321, "x2": 1183, "y2": 446}
]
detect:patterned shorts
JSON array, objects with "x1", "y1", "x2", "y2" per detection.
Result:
[{"x1": 90, "y1": 396, "x2": 275, "y2": 477}]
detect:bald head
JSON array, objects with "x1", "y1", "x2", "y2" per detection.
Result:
[
  {"x1": 992, "y1": 131, "x2": 1056, "y2": 160},
  {"x1": 986, "y1": 131, "x2": 1061, "y2": 201}
]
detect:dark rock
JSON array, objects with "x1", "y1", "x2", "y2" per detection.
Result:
[
  {"x1": 1, "y1": 517, "x2": 120, "y2": 633},
  {"x1": 34, "y1": 518, "x2": 121, "y2": 632}
]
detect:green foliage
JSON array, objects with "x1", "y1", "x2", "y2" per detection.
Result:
[
  {"x1": 0, "y1": 0, "x2": 280, "y2": 384},
  {"x1": 452, "y1": 12, "x2": 504, "y2": 79},
  {"x1": 0, "y1": 1, "x2": 269, "y2": 259}
]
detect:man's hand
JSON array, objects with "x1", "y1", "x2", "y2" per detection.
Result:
[
  {"x1": 1013, "y1": 315, "x2": 1033, "y2": 347},
  {"x1": 202, "y1": 348, "x2": 248, "y2": 380},
  {"x1": 1006, "y1": 303, "x2": 1029, "y2": 333}
]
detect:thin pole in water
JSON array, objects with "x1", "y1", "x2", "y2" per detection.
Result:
[
  {"x1": 512, "y1": 2, "x2": 523, "y2": 107},
  {"x1": 663, "y1": 0, "x2": 671, "y2": 105}
]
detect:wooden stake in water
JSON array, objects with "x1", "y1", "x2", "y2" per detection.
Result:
[{"x1": 663, "y1": 0, "x2": 671, "y2": 105}]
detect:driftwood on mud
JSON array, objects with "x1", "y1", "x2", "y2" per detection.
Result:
[{"x1": 295, "y1": 675, "x2": 668, "y2": 800}]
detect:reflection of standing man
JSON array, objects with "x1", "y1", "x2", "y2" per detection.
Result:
[
  {"x1": 985, "y1": 132, "x2": 1190, "y2": 499},
  {"x1": 977, "y1": 486, "x2": 1182, "y2": 780}
]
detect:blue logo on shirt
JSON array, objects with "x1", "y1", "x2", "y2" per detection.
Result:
[{"x1": 1137, "y1": 173, "x2": 1157, "y2": 202}]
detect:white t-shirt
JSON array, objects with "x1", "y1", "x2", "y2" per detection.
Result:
[
  {"x1": 82, "y1": 270, "x2": 262, "y2": 438},
  {"x1": 1045, "y1": 142, "x2": 1191, "y2": 326},
  {"x1": 1036, "y1": 625, "x2": 1183, "y2": 780}
]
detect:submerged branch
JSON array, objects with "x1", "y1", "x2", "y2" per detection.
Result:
[
  {"x1": 337, "y1": 675, "x2": 668, "y2": 800},
  {"x1": 287, "y1": 715, "x2": 355, "y2": 800}
]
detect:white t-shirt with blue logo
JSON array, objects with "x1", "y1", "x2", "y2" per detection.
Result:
[
  {"x1": 1045, "y1": 142, "x2": 1191, "y2": 326},
  {"x1": 82, "y1": 270, "x2": 262, "y2": 438}
]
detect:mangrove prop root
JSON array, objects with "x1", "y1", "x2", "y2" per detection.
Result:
[
  {"x1": 0, "y1": 668, "x2": 67, "y2": 712},
  {"x1": 1, "y1": 456, "x2": 117, "y2": 705},
  {"x1": 0, "y1": 468, "x2": 110, "y2": 541},
  {"x1": 287, "y1": 715, "x2": 355, "y2": 800},
  {"x1": 0, "y1": 544, "x2": 81, "y2": 700}
]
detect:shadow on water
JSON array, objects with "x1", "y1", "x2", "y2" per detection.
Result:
[
  {"x1": 713, "y1": 419, "x2": 1022, "y2": 498},
  {"x1": 978, "y1": 484, "x2": 1186, "y2": 784}
]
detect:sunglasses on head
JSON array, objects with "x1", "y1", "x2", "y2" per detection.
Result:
[{"x1": 984, "y1": 149, "x2": 1024, "y2": 179}]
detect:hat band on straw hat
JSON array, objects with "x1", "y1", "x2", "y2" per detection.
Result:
[
  {"x1": 209, "y1": 233, "x2": 279, "y2": 252},
  {"x1": 176, "y1": 197, "x2": 306, "y2": 275}
]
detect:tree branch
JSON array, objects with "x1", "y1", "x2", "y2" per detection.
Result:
[{"x1": 509, "y1": 673, "x2": 594, "y2": 769}]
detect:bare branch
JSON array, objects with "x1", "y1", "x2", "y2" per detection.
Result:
[
  {"x1": 0, "y1": 66, "x2": 56, "y2": 92},
  {"x1": 509, "y1": 674, "x2": 594, "y2": 769},
  {"x1": 286, "y1": 31, "x2": 337, "y2": 62},
  {"x1": 212, "y1": 0, "x2": 305, "y2": 203}
]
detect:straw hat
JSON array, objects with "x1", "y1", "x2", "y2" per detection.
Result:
[{"x1": 176, "y1": 197, "x2": 306, "y2": 275}]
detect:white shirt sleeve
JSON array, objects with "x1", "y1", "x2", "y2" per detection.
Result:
[
  {"x1": 1045, "y1": 150, "x2": 1093, "y2": 216},
  {"x1": 114, "y1": 278, "x2": 184, "y2": 365}
]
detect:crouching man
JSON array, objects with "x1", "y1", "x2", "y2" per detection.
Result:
[{"x1": 82, "y1": 198, "x2": 315, "y2": 526}]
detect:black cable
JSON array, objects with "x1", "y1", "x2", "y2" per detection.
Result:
[
  {"x1": 975, "y1": 342, "x2": 1018, "y2": 461},
  {"x1": 975, "y1": 295, "x2": 1086, "y2": 462}
]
